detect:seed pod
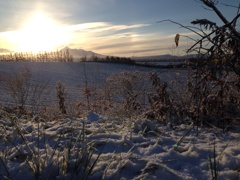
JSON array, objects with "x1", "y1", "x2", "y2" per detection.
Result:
[{"x1": 175, "y1": 34, "x2": 180, "y2": 47}]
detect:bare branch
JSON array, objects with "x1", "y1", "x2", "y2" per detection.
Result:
[
  {"x1": 191, "y1": 19, "x2": 217, "y2": 30},
  {"x1": 220, "y1": 3, "x2": 239, "y2": 9},
  {"x1": 201, "y1": 0, "x2": 229, "y2": 25},
  {"x1": 201, "y1": 0, "x2": 240, "y2": 40},
  {"x1": 156, "y1": 19, "x2": 203, "y2": 37},
  {"x1": 180, "y1": 35, "x2": 198, "y2": 42},
  {"x1": 233, "y1": 3, "x2": 240, "y2": 27}
]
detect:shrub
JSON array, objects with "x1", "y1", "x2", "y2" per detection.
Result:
[
  {"x1": 56, "y1": 81, "x2": 67, "y2": 114},
  {"x1": 104, "y1": 70, "x2": 151, "y2": 118},
  {"x1": 0, "y1": 66, "x2": 51, "y2": 116},
  {"x1": 0, "y1": 109, "x2": 101, "y2": 179}
]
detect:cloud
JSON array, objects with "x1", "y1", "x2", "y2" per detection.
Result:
[
  {"x1": 92, "y1": 32, "x2": 170, "y2": 48},
  {"x1": 90, "y1": 24, "x2": 152, "y2": 33},
  {"x1": 65, "y1": 22, "x2": 110, "y2": 32},
  {"x1": 65, "y1": 22, "x2": 151, "y2": 33},
  {"x1": 0, "y1": 16, "x2": 190, "y2": 57},
  {"x1": 81, "y1": 31, "x2": 174, "y2": 56},
  {"x1": 0, "y1": 1, "x2": 188, "y2": 56},
  {"x1": 63, "y1": 22, "x2": 162, "y2": 56}
]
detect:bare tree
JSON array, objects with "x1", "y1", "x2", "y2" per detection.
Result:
[
  {"x1": 189, "y1": 1, "x2": 240, "y2": 72},
  {"x1": 158, "y1": 1, "x2": 240, "y2": 129},
  {"x1": 159, "y1": 1, "x2": 240, "y2": 72}
]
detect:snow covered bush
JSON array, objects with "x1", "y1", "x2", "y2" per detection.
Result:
[
  {"x1": 186, "y1": 70, "x2": 240, "y2": 130},
  {"x1": 181, "y1": 0, "x2": 240, "y2": 130},
  {"x1": 85, "y1": 70, "x2": 151, "y2": 119},
  {"x1": 0, "y1": 66, "x2": 51, "y2": 116},
  {"x1": 56, "y1": 81, "x2": 67, "y2": 114},
  {"x1": 107, "y1": 71, "x2": 149, "y2": 117},
  {"x1": 0, "y1": 109, "x2": 101, "y2": 179},
  {"x1": 158, "y1": 0, "x2": 240, "y2": 130},
  {"x1": 147, "y1": 72, "x2": 174, "y2": 123},
  {"x1": 0, "y1": 66, "x2": 31, "y2": 115}
]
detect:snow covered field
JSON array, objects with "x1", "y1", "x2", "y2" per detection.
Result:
[
  {"x1": 0, "y1": 62, "x2": 239, "y2": 179},
  {"x1": 0, "y1": 111, "x2": 240, "y2": 179},
  {"x1": 0, "y1": 62, "x2": 187, "y2": 105}
]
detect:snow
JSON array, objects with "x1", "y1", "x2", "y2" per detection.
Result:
[
  {"x1": 0, "y1": 111, "x2": 240, "y2": 179},
  {"x1": 86, "y1": 110, "x2": 102, "y2": 123},
  {"x1": 0, "y1": 62, "x2": 188, "y2": 105},
  {"x1": 0, "y1": 62, "x2": 239, "y2": 179}
]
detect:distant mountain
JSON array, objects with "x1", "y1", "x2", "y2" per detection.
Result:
[
  {"x1": 133, "y1": 54, "x2": 197, "y2": 61},
  {"x1": 59, "y1": 47, "x2": 197, "y2": 62},
  {"x1": 0, "y1": 48, "x2": 12, "y2": 54},
  {"x1": 59, "y1": 46, "x2": 105, "y2": 61}
]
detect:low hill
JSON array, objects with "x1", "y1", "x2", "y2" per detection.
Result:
[
  {"x1": 60, "y1": 46, "x2": 105, "y2": 61},
  {"x1": 134, "y1": 54, "x2": 197, "y2": 61}
]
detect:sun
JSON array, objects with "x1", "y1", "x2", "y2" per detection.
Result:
[{"x1": 16, "y1": 12, "x2": 70, "y2": 52}]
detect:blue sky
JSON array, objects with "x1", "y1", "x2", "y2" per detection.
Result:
[{"x1": 0, "y1": 0, "x2": 239, "y2": 57}]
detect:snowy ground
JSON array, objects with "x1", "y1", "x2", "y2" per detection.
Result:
[
  {"x1": 0, "y1": 62, "x2": 188, "y2": 106},
  {"x1": 0, "y1": 62, "x2": 239, "y2": 179},
  {"x1": 0, "y1": 110, "x2": 240, "y2": 179}
]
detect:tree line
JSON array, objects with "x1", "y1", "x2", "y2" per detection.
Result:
[
  {"x1": 0, "y1": 49, "x2": 74, "y2": 62},
  {"x1": 81, "y1": 55, "x2": 135, "y2": 64}
]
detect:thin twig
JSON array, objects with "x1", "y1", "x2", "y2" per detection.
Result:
[{"x1": 156, "y1": 19, "x2": 203, "y2": 37}]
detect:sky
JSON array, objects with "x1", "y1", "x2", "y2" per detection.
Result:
[{"x1": 0, "y1": 0, "x2": 239, "y2": 57}]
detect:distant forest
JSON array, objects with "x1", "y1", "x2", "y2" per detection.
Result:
[
  {"x1": 0, "y1": 49, "x2": 74, "y2": 62},
  {"x1": 0, "y1": 49, "x2": 190, "y2": 66},
  {"x1": 81, "y1": 55, "x2": 135, "y2": 64},
  {"x1": 0, "y1": 49, "x2": 135, "y2": 64}
]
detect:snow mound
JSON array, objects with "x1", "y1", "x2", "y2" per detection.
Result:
[
  {"x1": 0, "y1": 112, "x2": 240, "y2": 179},
  {"x1": 86, "y1": 110, "x2": 102, "y2": 123}
]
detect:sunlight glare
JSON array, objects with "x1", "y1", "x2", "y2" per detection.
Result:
[{"x1": 16, "y1": 12, "x2": 70, "y2": 52}]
